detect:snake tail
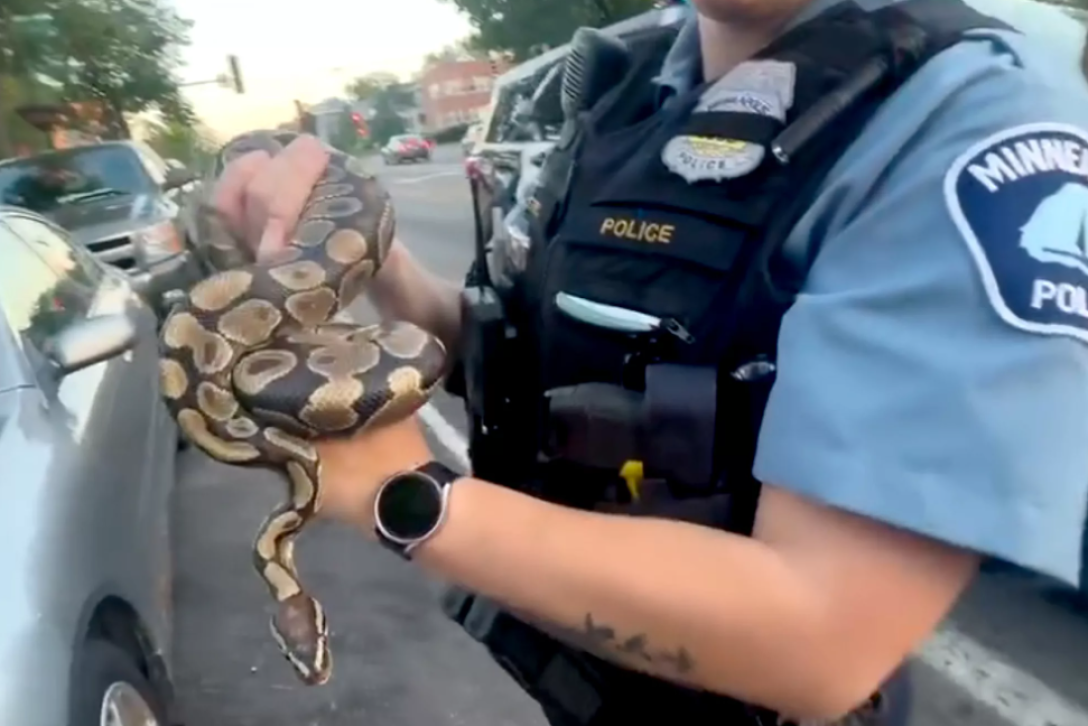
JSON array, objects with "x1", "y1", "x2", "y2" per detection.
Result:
[{"x1": 252, "y1": 452, "x2": 330, "y2": 684}]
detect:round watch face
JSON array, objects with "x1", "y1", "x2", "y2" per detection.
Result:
[{"x1": 376, "y1": 472, "x2": 444, "y2": 541}]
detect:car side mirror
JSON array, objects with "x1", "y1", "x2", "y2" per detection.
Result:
[
  {"x1": 163, "y1": 166, "x2": 197, "y2": 191},
  {"x1": 44, "y1": 314, "x2": 138, "y2": 377}
]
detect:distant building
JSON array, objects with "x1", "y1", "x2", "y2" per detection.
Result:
[
  {"x1": 15, "y1": 101, "x2": 109, "y2": 149},
  {"x1": 419, "y1": 56, "x2": 511, "y2": 132},
  {"x1": 308, "y1": 97, "x2": 351, "y2": 145}
]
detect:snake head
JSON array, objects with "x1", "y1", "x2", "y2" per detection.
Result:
[{"x1": 270, "y1": 592, "x2": 332, "y2": 686}]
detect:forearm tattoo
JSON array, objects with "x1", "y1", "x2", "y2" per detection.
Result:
[
  {"x1": 531, "y1": 612, "x2": 696, "y2": 677},
  {"x1": 524, "y1": 611, "x2": 887, "y2": 726}
]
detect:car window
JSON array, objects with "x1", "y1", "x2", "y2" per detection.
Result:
[
  {"x1": 133, "y1": 142, "x2": 169, "y2": 185},
  {"x1": 0, "y1": 221, "x2": 92, "y2": 359},
  {"x1": 5, "y1": 215, "x2": 104, "y2": 291},
  {"x1": 0, "y1": 144, "x2": 157, "y2": 215},
  {"x1": 484, "y1": 85, "x2": 512, "y2": 143}
]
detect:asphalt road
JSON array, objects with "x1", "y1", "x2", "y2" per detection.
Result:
[{"x1": 171, "y1": 144, "x2": 1088, "y2": 726}]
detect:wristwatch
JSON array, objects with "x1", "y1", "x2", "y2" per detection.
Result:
[{"x1": 373, "y1": 461, "x2": 462, "y2": 559}]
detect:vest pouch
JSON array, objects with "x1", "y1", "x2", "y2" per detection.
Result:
[
  {"x1": 713, "y1": 357, "x2": 778, "y2": 534},
  {"x1": 537, "y1": 200, "x2": 752, "y2": 390}
]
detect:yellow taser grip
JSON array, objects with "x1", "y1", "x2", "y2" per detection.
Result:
[{"x1": 620, "y1": 460, "x2": 644, "y2": 502}]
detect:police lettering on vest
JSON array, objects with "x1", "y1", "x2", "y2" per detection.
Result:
[
  {"x1": 947, "y1": 123, "x2": 1088, "y2": 341},
  {"x1": 600, "y1": 217, "x2": 676, "y2": 244}
]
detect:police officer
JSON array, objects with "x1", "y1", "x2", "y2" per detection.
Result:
[{"x1": 209, "y1": 0, "x2": 1088, "y2": 723}]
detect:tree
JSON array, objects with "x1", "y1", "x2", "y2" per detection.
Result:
[
  {"x1": 424, "y1": 37, "x2": 481, "y2": 65},
  {"x1": 368, "y1": 98, "x2": 408, "y2": 146},
  {"x1": 49, "y1": 0, "x2": 194, "y2": 138},
  {"x1": 438, "y1": 0, "x2": 656, "y2": 60},
  {"x1": 0, "y1": 0, "x2": 75, "y2": 155},
  {"x1": 0, "y1": 75, "x2": 64, "y2": 156},
  {"x1": 344, "y1": 72, "x2": 402, "y2": 102},
  {"x1": 344, "y1": 73, "x2": 416, "y2": 146},
  {"x1": 330, "y1": 112, "x2": 366, "y2": 155},
  {"x1": 145, "y1": 117, "x2": 216, "y2": 172}
]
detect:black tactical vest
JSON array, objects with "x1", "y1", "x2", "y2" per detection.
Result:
[{"x1": 511, "y1": 0, "x2": 1011, "y2": 531}]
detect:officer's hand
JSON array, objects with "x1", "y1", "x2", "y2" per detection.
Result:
[
  {"x1": 211, "y1": 133, "x2": 331, "y2": 260},
  {"x1": 312, "y1": 416, "x2": 435, "y2": 530}
]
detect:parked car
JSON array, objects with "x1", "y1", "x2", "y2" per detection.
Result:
[
  {"x1": 0, "y1": 141, "x2": 206, "y2": 318},
  {"x1": 381, "y1": 134, "x2": 433, "y2": 165},
  {"x1": 467, "y1": 6, "x2": 684, "y2": 253},
  {"x1": 0, "y1": 206, "x2": 179, "y2": 725}
]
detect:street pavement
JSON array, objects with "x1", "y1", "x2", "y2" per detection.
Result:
[{"x1": 170, "y1": 144, "x2": 1088, "y2": 726}]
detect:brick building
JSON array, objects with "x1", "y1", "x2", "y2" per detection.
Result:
[
  {"x1": 419, "y1": 56, "x2": 511, "y2": 132},
  {"x1": 15, "y1": 101, "x2": 109, "y2": 150}
]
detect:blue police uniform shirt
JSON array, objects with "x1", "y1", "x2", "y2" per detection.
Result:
[{"x1": 658, "y1": 0, "x2": 1088, "y2": 586}]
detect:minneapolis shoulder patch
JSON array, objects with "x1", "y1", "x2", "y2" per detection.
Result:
[{"x1": 945, "y1": 122, "x2": 1088, "y2": 344}]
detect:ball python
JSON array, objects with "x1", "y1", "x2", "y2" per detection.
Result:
[{"x1": 158, "y1": 130, "x2": 447, "y2": 685}]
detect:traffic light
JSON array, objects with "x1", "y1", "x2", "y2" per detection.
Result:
[
  {"x1": 227, "y1": 54, "x2": 245, "y2": 94},
  {"x1": 351, "y1": 111, "x2": 369, "y2": 137}
]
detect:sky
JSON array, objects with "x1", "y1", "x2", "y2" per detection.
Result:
[{"x1": 173, "y1": 0, "x2": 474, "y2": 139}]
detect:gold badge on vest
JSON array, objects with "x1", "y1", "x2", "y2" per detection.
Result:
[{"x1": 662, "y1": 59, "x2": 797, "y2": 183}]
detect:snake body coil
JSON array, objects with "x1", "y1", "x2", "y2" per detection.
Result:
[{"x1": 158, "y1": 130, "x2": 447, "y2": 685}]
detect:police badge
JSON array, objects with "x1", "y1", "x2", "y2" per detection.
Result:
[{"x1": 663, "y1": 59, "x2": 797, "y2": 183}]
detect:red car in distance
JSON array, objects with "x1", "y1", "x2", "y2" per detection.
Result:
[{"x1": 380, "y1": 134, "x2": 433, "y2": 165}]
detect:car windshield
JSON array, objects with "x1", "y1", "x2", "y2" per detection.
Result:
[
  {"x1": 0, "y1": 145, "x2": 155, "y2": 214},
  {"x1": 490, "y1": 79, "x2": 562, "y2": 144}
]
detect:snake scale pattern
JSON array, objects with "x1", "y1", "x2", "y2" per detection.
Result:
[{"x1": 158, "y1": 130, "x2": 447, "y2": 685}]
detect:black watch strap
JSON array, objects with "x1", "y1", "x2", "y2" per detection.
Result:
[
  {"x1": 374, "y1": 460, "x2": 461, "y2": 559},
  {"x1": 415, "y1": 460, "x2": 461, "y2": 486}
]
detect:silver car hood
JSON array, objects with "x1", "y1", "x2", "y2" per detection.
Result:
[{"x1": 52, "y1": 193, "x2": 178, "y2": 247}]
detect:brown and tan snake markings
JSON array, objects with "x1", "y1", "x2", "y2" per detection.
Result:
[{"x1": 158, "y1": 130, "x2": 447, "y2": 686}]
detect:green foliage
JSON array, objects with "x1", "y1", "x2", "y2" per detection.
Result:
[
  {"x1": 50, "y1": 0, "x2": 195, "y2": 135},
  {"x1": 144, "y1": 117, "x2": 216, "y2": 172},
  {"x1": 368, "y1": 106, "x2": 408, "y2": 147},
  {"x1": 438, "y1": 0, "x2": 657, "y2": 60},
  {"x1": 0, "y1": 1, "x2": 72, "y2": 77},
  {"x1": 344, "y1": 72, "x2": 401, "y2": 102},
  {"x1": 424, "y1": 38, "x2": 481, "y2": 65},
  {"x1": 344, "y1": 72, "x2": 416, "y2": 146},
  {"x1": 0, "y1": 0, "x2": 195, "y2": 154},
  {"x1": 0, "y1": 75, "x2": 64, "y2": 153},
  {"x1": 330, "y1": 113, "x2": 367, "y2": 155}
]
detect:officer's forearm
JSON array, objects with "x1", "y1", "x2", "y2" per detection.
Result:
[
  {"x1": 369, "y1": 240, "x2": 462, "y2": 352},
  {"x1": 417, "y1": 478, "x2": 853, "y2": 720}
]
